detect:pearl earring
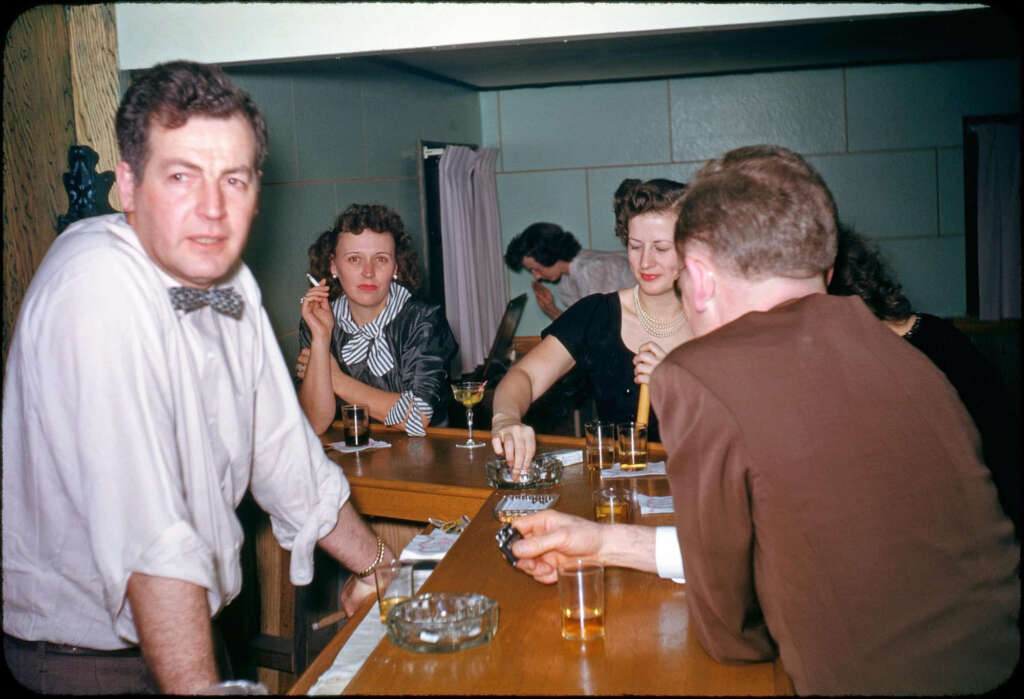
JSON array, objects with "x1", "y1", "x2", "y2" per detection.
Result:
[{"x1": 393, "y1": 272, "x2": 398, "y2": 281}]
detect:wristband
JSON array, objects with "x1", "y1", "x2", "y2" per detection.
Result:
[{"x1": 352, "y1": 536, "x2": 385, "y2": 578}]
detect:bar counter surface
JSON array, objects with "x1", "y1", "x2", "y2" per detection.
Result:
[{"x1": 291, "y1": 425, "x2": 792, "y2": 695}]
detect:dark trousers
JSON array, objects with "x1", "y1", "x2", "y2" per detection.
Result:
[{"x1": 3, "y1": 634, "x2": 159, "y2": 694}]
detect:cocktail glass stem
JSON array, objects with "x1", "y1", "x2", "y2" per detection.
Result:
[{"x1": 466, "y1": 406, "x2": 475, "y2": 444}]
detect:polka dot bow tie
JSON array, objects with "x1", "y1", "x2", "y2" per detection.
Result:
[{"x1": 168, "y1": 286, "x2": 244, "y2": 319}]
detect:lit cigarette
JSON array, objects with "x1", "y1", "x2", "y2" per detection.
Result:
[{"x1": 305, "y1": 273, "x2": 319, "y2": 286}]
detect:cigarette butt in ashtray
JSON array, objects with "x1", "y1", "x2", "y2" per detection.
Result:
[{"x1": 636, "y1": 384, "x2": 650, "y2": 426}]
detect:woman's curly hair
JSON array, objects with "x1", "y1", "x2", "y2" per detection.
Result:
[
  {"x1": 307, "y1": 204, "x2": 422, "y2": 302},
  {"x1": 828, "y1": 224, "x2": 913, "y2": 321},
  {"x1": 612, "y1": 178, "x2": 688, "y2": 245}
]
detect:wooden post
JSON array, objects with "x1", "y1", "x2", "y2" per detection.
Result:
[
  {"x1": 67, "y1": 3, "x2": 121, "y2": 209},
  {"x1": 2, "y1": 6, "x2": 74, "y2": 365},
  {"x1": 1, "y1": 4, "x2": 119, "y2": 366}
]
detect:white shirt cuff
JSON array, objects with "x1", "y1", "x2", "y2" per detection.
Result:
[{"x1": 655, "y1": 526, "x2": 685, "y2": 583}]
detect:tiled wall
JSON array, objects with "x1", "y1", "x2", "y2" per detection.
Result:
[
  {"x1": 223, "y1": 57, "x2": 1018, "y2": 355},
  {"x1": 225, "y1": 61, "x2": 481, "y2": 366},
  {"x1": 487, "y1": 59, "x2": 1020, "y2": 335}
]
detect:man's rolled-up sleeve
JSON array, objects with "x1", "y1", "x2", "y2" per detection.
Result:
[{"x1": 248, "y1": 308, "x2": 351, "y2": 585}]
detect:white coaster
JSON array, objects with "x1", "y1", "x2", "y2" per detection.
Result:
[
  {"x1": 600, "y1": 460, "x2": 667, "y2": 479},
  {"x1": 328, "y1": 438, "x2": 392, "y2": 453}
]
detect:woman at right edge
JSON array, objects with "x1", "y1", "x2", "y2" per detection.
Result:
[{"x1": 491, "y1": 178, "x2": 693, "y2": 471}]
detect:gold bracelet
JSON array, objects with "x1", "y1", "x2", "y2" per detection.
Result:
[{"x1": 352, "y1": 536, "x2": 385, "y2": 578}]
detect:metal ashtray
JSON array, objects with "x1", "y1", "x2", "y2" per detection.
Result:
[
  {"x1": 485, "y1": 454, "x2": 564, "y2": 489},
  {"x1": 385, "y1": 592, "x2": 499, "y2": 653}
]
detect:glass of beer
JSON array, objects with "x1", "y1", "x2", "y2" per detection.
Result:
[
  {"x1": 374, "y1": 560, "x2": 416, "y2": 623},
  {"x1": 342, "y1": 404, "x2": 370, "y2": 447},
  {"x1": 592, "y1": 486, "x2": 633, "y2": 523},
  {"x1": 557, "y1": 559, "x2": 605, "y2": 641},
  {"x1": 616, "y1": 421, "x2": 648, "y2": 471},
  {"x1": 584, "y1": 420, "x2": 616, "y2": 470},
  {"x1": 451, "y1": 380, "x2": 486, "y2": 448}
]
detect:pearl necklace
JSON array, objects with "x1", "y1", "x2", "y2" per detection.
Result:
[{"x1": 633, "y1": 285, "x2": 687, "y2": 338}]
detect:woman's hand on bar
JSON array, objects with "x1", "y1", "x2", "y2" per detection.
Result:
[
  {"x1": 491, "y1": 415, "x2": 536, "y2": 473},
  {"x1": 508, "y1": 510, "x2": 606, "y2": 584}
]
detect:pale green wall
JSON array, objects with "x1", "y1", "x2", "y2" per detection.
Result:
[
  {"x1": 210, "y1": 56, "x2": 1017, "y2": 360},
  {"x1": 224, "y1": 61, "x2": 482, "y2": 367},
  {"x1": 487, "y1": 58, "x2": 1020, "y2": 335}
]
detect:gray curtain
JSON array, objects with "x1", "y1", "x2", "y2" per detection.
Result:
[
  {"x1": 439, "y1": 146, "x2": 505, "y2": 375},
  {"x1": 975, "y1": 122, "x2": 1021, "y2": 320}
]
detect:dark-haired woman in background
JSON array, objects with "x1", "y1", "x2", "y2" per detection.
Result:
[
  {"x1": 504, "y1": 222, "x2": 635, "y2": 320},
  {"x1": 829, "y1": 225, "x2": 1020, "y2": 537},
  {"x1": 297, "y1": 204, "x2": 458, "y2": 436},
  {"x1": 492, "y1": 178, "x2": 693, "y2": 470}
]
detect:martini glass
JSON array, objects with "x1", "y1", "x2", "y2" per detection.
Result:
[{"x1": 452, "y1": 380, "x2": 486, "y2": 448}]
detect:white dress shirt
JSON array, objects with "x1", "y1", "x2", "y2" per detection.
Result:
[
  {"x1": 2, "y1": 214, "x2": 349, "y2": 649},
  {"x1": 556, "y1": 249, "x2": 636, "y2": 309}
]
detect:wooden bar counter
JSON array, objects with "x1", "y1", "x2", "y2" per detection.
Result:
[
  {"x1": 321, "y1": 426, "x2": 501, "y2": 522},
  {"x1": 290, "y1": 426, "x2": 791, "y2": 695}
]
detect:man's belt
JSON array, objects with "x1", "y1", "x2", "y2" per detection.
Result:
[{"x1": 4, "y1": 633, "x2": 142, "y2": 657}]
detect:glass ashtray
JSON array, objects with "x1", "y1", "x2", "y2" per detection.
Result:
[
  {"x1": 385, "y1": 592, "x2": 499, "y2": 653},
  {"x1": 485, "y1": 455, "x2": 564, "y2": 489}
]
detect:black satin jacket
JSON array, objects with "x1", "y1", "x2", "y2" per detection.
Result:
[{"x1": 298, "y1": 298, "x2": 459, "y2": 425}]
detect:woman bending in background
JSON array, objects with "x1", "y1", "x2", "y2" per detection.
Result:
[
  {"x1": 828, "y1": 225, "x2": 1020, "y2": 537},
  {"x1": 297, "y1": 204, "x2": 458, "y2": 436},
  {"x1": 492, "y1": 178, "x2": 693, "y2": 470}
]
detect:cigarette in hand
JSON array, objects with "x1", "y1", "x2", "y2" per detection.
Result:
[{"x1": 306, "y1": 273, "x2": 319, "y2": 287}]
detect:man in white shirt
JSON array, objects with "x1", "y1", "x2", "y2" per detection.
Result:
[
  {"x1": 2, "y1": 61, "x2": 390, "y2": 694},
  {"x1": 504, "y1": 222, "x2": 635, "y2": 320}
]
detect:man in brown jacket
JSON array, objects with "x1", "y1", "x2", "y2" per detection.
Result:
[{"x1": 509, "y1": 145, "x2": 1019, "y2": 695}]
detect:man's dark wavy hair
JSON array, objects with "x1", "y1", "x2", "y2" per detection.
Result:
[
  {"x1": 504, "y1": 222, "x2": 582, "y2": 271},
  {"x1": 116, "y1": 61, "x2": 268, "y2": 179},
  {"x1": 308, "y1": 203, "x2": 422, "y2": 301}
]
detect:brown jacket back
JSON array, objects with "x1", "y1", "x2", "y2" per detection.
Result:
[{"x1": 651, "y1": 293, "x2": 1019, "y2": 695}]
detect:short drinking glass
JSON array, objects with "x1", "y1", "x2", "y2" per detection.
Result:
[
  {"x1": 584, "y1": 420, "x2": 616, "y2": 470},
  {"x1": 616, "y1": 421, "x2": 648, "y2": 471},
  {"x1": 557, "y1": 559, "x2": 605, "y2": 641},
  {"x1": 342, "y1": 404, "x2": 370, "y2": 447}
]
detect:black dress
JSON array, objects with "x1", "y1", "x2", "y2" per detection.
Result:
[
  {"x1": 905, "y1": 313, "x2": 1020, "y2": 537},
  {"x1": 543, "y1": 292, "x2": 660, "y2": 442},
  {"x1": 298, "y1": 298, "x2": 458, "y2": 427}
]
